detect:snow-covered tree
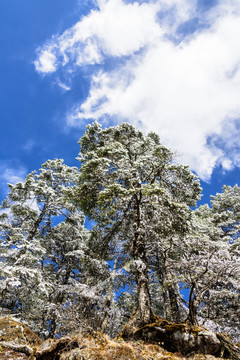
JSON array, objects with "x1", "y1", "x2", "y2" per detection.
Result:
[
  {"x1": 167, "y1": 203, "x2": 240, "y2": 334},
  {"x1": 75, "y1": 122, "x2": 202, "y2": 332},
  {"x1": 208, "y1": 186, "x2": 240, "y2": 337},
  {"x1": 0, "y1": 159, "x2": 107, "y2": 337},
  {"x1": 211, "y1": 185, "x2": 240, "y2": 243},
  {"x1": 1, "y1": 123, "x2": 238, "y2": 343}
]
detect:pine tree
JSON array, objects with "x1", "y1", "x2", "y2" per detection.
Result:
[
  {"x1": 208, "y1": 186, "x2": 240, "y2": 338},
  {"x1": 0, "y1": 159, "x2": 106, "y2": 337},
  {"x1": 75, "y1": 122, "x2": 202, "y2": 333},
  {"x1": 1, "y1": 123, "x2": 238, "y2": 343},
  {"x1": 167, "y1": 203, "x2": 240, "y2": 334}
]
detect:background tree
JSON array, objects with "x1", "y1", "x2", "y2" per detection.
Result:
[
  {"x1": 165, "y1": 203, "x2": 240, "y2": 335},
  {"x1": 0, "y1": 159, "x2": 109, "y2": 337},
  {"x1": 208, "y1": 186, "x2": 240, "y2": 339}
]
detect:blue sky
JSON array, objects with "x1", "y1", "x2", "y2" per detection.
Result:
[{"x1": 1, "y1": 0, "x2": 240, "y2": 205}]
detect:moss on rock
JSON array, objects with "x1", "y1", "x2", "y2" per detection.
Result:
[
  {"x1": 130, "y1": 317, "x2": 221, "y2": 356},
  {"x1": 0, "y1": 317, "x2": 42, "y2": 346}
]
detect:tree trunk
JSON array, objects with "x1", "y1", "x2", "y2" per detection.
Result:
[
  {"x1": 133, "y1": 237, "x2": 152, "y2": 325},
  {"x1": 188, "y1": 284, "x2": 198, "y2": 325},
  {"x1": 120, "y1": 238, "x2": 152, "y2": 338},
  {"x1": 132, "y1": 194, "x2": 152, "y2": 325},
  {"x1": 162, "y1": 289, "x2": 172, "y2": 320},
  {"x1": 164, "y1": 266, "x2": 181, "y2": 323},
  {"x1": 155, "y1": 248, "x2": 172, "y2": 321},
  {"x1": 168, "y1": 285, "x2": 180, "y2": 323},
  {"x1": 162, "y1": 253, "x2": 181, "y2": 323},
  {"x1": 101, "y1": 260, "x2": 117, "y2": 333}
]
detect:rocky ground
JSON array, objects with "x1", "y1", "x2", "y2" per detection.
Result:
[{"x1": 0, "y1": 317, "x2": 239, "y2": 360}]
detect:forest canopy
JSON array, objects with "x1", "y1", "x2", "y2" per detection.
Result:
[{"x1": 0, "y1": 122, "x2": 239, "y2": 342}]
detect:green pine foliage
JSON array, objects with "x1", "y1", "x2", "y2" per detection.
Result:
[{"x1": 0, "y1": 123, "x2": 239, "y2": 342}]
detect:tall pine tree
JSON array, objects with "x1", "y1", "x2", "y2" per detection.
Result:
[{"x1": 75, "y1": 122, "x2": 201, "y2": 333}]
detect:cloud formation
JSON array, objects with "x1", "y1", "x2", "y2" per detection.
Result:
[
  {"x1": 0, "y1": 162, "x2": 27, "y2": 196},
  {"x1": 35, "y1": 0, "x2": 240, "y2": 180},
  {"x1": 0, "y1": 163, "x2": 40, "y2": 216}
]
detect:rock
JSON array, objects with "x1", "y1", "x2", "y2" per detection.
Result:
[
  {"x1": 132, "y1": 318, "x2": 221, "y2": 356},
  {"x1": 0, "y1": 347, "x2": 29, "y2": 359},
  {"x1": 0, "y1": 317, "x2": 42, "y2": 346},
  {"x1": 35, "y1": 337, "x2": 78, "y2": 360},
  {"x1": 0, "y1": 317, "x2": 237, "y2": 359}
]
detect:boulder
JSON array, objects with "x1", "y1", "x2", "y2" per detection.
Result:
[
  {"x1": 0, "y1": 348, "x2": 29, "y2": 360},
  {"x1": 0, "y1": 317, "x2": 42, "y2": 346},
  {"x1": 132, "y1": 319, "x2": 221, "y2": 356},
  {"x1": 35, "y1": 337, "x2": 78, "y2": 360},
  {"x1": 0, "y1": 317, "x2": 42, "y2": 359}
]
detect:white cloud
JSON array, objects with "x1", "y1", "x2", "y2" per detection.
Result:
[
  {"x1": 34, "y1": 0, "x2": 162, "y2": 71},
  {"x1": 0, "y1": 164, "x2": 41, "y2": 217},
  {"x1": 56, "y1": 79, "x2": 71, "y2": 91},
  {"x1": 210, "y1": 118, "x2": 240, "y2": 171},
  {"x1": 34, "y1": 49, "x2": 57, "y2": 73},
  {"x1": 0, "y1": 163, "x2": 27, "y2": 196},
  {"x1": 22, "y1": 139, "x2": 36, "y2": 152},
  {"x1": 34, "y1": 0, "x2": 240, "y2": 180}
]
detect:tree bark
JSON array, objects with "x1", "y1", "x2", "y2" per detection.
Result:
[
  {"x1": 120, "y1": 194, "x2": 153, "y2": 338},
  {"x1": 155, "y1": 248, "x2": 172, "y2": 321},
  {"x1": 132, "y1": 193, "x2": 152, "y2": 325},
  {"x1": 133, "y1": 234, "x2": 152, "y2": 324},
  {"x1": 160, "y1": 250, "x2": 181, "y2": 323},
  {"x1": 164, "y1": 262, "x2": 181, "y2": 323},
  {"x1": 101, "y1": 260, "x2": 117, "y2": 333},
  {"x1": 187, "y1": 283, "x2": 198, "y2": 325}
]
